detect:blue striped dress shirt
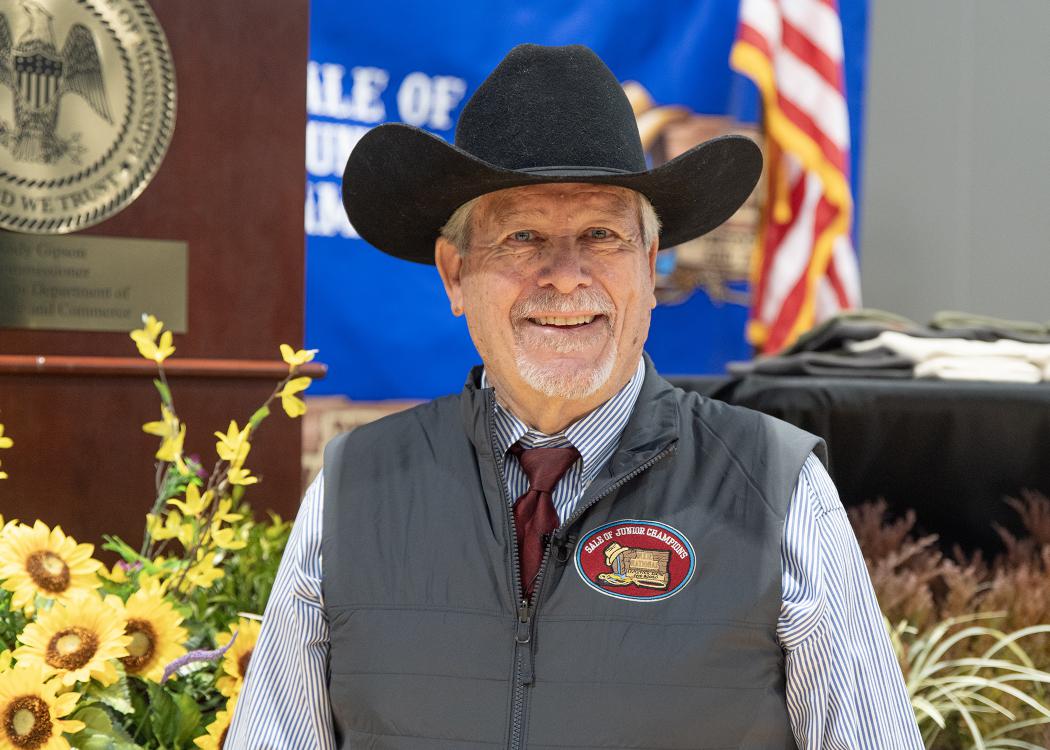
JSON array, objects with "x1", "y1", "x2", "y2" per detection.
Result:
[{"x1": 227, "y1": 359, "x2": 923, "y2": 749}]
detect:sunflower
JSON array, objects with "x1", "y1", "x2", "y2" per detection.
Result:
[
  {"x1": 215, "y1": 618, "x2": 261, "y2": 698},
  {"x1": 193, "y1": 693, "x2": 237, "y2": 750},
  {"x1": 0, "y1": 662, "x2": 85, "y2": 750},
  {"x1": 14, "y1": 592, "x2": 129, "y2": 687},
  {"x1": 120, "y1": 576, "x2": 188, "y2": 682},
  {"x1": 0, "y1": 522, "x2": 102, "y2": 612}
]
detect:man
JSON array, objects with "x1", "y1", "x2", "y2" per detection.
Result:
[{"x1": 228, "y1": 45, "x2": 922, "y2": 749}]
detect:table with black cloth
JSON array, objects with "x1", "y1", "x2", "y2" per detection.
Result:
[{"x1": 669, "y1": 375, "x2": 1050, "y2": 554}]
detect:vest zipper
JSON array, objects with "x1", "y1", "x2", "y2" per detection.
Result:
[
  {"x1": 488, "y1": 400, "x2": 533, "y2": 750},
  {"x1": 493, "y1": 403, "x2": 677, "y2": 750}
]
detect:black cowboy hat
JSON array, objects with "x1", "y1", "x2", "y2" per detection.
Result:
[{"x1": 342, "y1": 43, "x2": 762, "y2": 264}]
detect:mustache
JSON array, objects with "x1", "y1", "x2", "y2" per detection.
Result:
[{"x1": 510, "y1": 288, "x2": 615, "y2": 320}]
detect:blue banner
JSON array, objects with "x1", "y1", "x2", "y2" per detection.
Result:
[{"x1": 306, "y1": 0, "x2": 866, "y2": 399}]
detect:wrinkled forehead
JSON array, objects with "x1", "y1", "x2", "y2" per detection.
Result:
[{"x1": 475, "y1": 183, "x2": 640, "y2": 228}]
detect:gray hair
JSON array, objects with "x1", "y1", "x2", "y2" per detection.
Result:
[{"x1": 439, "y1": 189, "x2": 661, "y2": 255}]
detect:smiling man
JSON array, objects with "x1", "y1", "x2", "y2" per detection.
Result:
[
  {"x1": 227, "y1": 45, "x2": 922, "y2": 749},
  {"x1": 436, "y1": 183, "x2": 657, "y2": 432}
]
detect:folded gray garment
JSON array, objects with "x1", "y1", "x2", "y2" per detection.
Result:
[
  {"x1": 728, "y1": 350, "x2": 914, "y2": 378},
  {"x1": 930, "y1": 310, "x2": 1050, "y2": 336},
  {"x1": 927, "y1": 311, "x2": 1050, "y2": 344},
  {"x1": 783, "y1": 309, "x2": 925, "y2": 355},
  {"x1": 784, "y1": 309, "x2": 1050, "y2": 355}
]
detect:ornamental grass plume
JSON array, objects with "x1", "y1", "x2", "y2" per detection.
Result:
[
  {"x1": 888, "y1": 613, "x2": 1050, "y2": 750},
  {"x1": 851, "y1": 494, "x2": 1050, "y2": 748}
]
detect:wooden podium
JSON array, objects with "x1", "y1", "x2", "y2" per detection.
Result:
[{"x1": 0, "y1": 0, "x2": 314, "y2": 550}]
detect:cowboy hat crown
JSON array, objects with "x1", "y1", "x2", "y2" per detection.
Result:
[{"x1": 342, "y1": 43, "x2": 761, "y2": 264}]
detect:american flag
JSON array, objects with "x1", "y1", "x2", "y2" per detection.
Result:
[{"x1": 732, "y1": 0, "x2": 861, "y2": 353}]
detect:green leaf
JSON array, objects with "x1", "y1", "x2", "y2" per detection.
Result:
[
  {"x1": 248, "y1": 404, "x2": 270, "y2": 430},
  {"x1": 173, "y1": 691, "x2": 204, "y2": 746},
  {"x1": 147, "y1": 682, "x2": 203, "y2": 748},
  {"x1": 146, "y1": 683, "x2": 181, "y2": 745},
  {"x1": 153, "y1": 378, "x2": 173, "y2": 406},
  {"x1": 71, "y1": 706, "x2": 115, "y2": 733},
  {"x1": 68, "y1": 706, "x2": 141, "y2": 750},
  {"x1": 88, "y1": 667, "x2": 135, "y2": 715},
  {"x1": 101, "y1": 535, "x2": 148, "y2": 566}
]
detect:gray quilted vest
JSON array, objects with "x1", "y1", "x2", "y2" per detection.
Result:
[{"x1": 322, "y1": 358, "x2": 824, "y2": 749}]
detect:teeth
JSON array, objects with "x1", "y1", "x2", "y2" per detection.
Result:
[{"x1": 533, "y1": 315, "x2": 596, "y2": 326}]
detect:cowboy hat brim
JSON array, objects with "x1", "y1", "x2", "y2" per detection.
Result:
[{"x1": 342, "y1": 123, "x2": 762, "y2": 265}]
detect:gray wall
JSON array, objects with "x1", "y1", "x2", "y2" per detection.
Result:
[{"x1": 860, "y1": 0, "x2": 1050, "y2": 324}]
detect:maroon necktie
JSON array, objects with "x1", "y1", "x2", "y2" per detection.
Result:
[{"x1": 509, "y1": 442, "x2": 580, "y2": 600}]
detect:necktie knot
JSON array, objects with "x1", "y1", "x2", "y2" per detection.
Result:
[{"x1": 509, "y1": 443, "x2": 580, "y2": 493}]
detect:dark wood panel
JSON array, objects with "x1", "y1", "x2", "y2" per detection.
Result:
[
  {"x1": 0, "y1": 0, "x2": 310, "y2": 359},
  {"x1": 0, "y1": 372, "x2": 303, "y2": 554}
]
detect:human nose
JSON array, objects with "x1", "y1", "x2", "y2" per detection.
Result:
[{"x1": 535, "y1": 238, "x2": 591, "y2": 294}]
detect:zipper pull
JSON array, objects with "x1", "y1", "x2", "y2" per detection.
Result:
[
  {"x1": 515, "y1": 599, "x2": 531, "y2": 643},
  {"x1": 515, "y1": 598, "x2": 535, "y2": 685}
]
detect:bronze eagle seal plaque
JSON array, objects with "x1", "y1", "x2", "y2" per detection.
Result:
[{"x1": 0, "y1": 0, "x2": 176, "y2": 233}]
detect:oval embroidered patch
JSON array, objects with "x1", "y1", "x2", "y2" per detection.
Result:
[{"x1": 574, "y1": 520, "x2": 696, "y2": 602}]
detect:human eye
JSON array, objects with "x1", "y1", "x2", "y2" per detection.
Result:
[
  {"x1": 506, "y1": 230, "x2": 535, "y2": 243},
  {"x1": 586, "y1": 227, "x2": 614, "y2": 240}
]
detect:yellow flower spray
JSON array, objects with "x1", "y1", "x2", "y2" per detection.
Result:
[{"x1": 126, "y1": 314, "x2": 317, "y2": 598}]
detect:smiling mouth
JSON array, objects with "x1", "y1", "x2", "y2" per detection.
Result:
[{"x1": 528, "y1": 314, "x2": 602, "y2": 328}]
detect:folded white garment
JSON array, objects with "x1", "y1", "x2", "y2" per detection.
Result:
[
  {"x1": 914, "y1": 356, "x2": 1043, "y2": 383},
  {"x1": 850, "y1": 331, "x2": 1050, "y2": 366}
]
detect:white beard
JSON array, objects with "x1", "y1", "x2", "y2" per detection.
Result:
[
  {"x1": 514, "y1": 343, "x2": 617, "y2": 400},
  {"x1": 507, "y1": 286, "x2": 618, "y2": 399}
]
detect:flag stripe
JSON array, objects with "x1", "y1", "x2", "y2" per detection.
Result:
[
  {"x1": 731, "y1": 41, "x2": 851, "y2": 204},
  {"x1": 760, "y1": 172, "x2": 823, "y2": 324},
  {"x1": 781, "y1": 19, "x2": 842, "y2": 90},
  {"x1": 750, "y1": 153, "x2": 808, "y2": 319},
  {"x1": 774, "y1": 46, "x2": 850, "y2": 151},
  {"x1": 781, "y1": 0, "x2": 844, "y2": 62},
  {"x1": 824, "y1": 254, "x2": 850, "y2": 310},
  {"x1": 766, "y1": 188, "x2": 838, "y2": 350},
  {"x1": 784, "y1": 199, "x2": 850, "y2": 347},
  {"x1": 829, "y1": 234, "x2": 861, "y2": 307},
  {"x1": 733, "y1": 0, "x2": 860, "y2": 352},
  {"x1": 738, "y1": 0, "x2": 783, "y2": 47},
  {"x1": 775, "y1": 88, "x2": 848, "y2": 172},
  {"x1": 737, "y1": 22, "x2": 775, "y2": 61}
]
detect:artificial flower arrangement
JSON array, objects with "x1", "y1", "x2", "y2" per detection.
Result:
[{"x1": 0, "y1": 316, "x2": 310, "y2": 749}]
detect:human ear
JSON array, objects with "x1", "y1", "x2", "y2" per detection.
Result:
[{"x1": 435, "y1": 237, "x2": 466, "y2": 316}]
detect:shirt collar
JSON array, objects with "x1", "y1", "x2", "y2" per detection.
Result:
[{"x1": 483, "y1": 357, "x2": 646, "y2": 484}]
